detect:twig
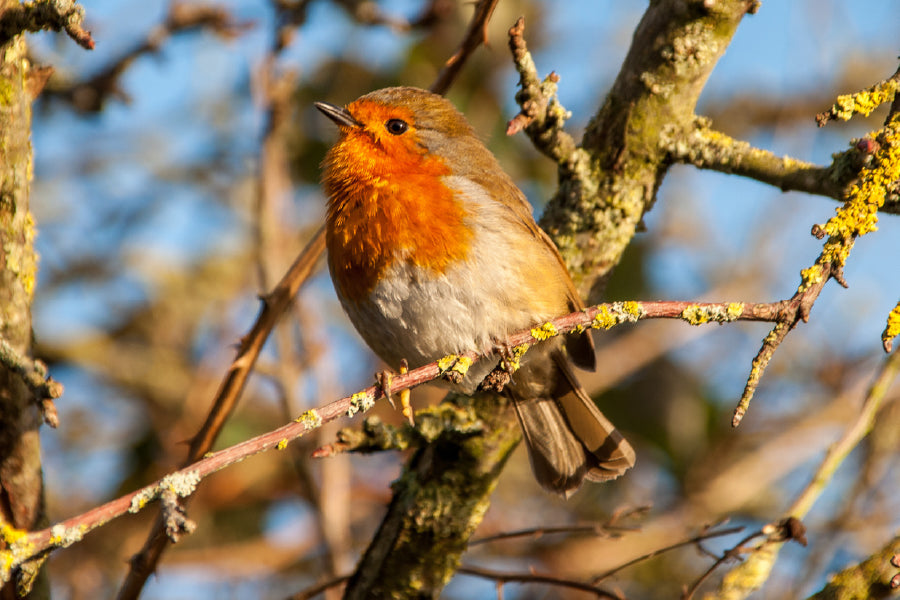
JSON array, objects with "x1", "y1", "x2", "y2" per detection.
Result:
[
  {"x1": 287, "y1": 574, "x2": 350, "y2": 600},
  {"x1": 43, "y1": 2, "x2": 253, "y2": 113},
  {"x1": 816, "y1": 64, "x2": 900, "y2": 126},
  {"x1": 333, "y1": 0, "x2": 452, "y2": 32},
  {"x1": 506, "y1": 17, "x2": 577, "y2": 165},
  {"x1": 710, "y1": 350, "x2": 900, "y2": 598},
  {"x1": 0, "y1": 337, "x2": 63, "y2": 427},
  {"x1": 471, "y1": 525, "x2": 623, "y2": 546},
  {"x1": 734, "y1": 112, "x2": 900, "y2": 425},
  {"x1": 457, "y1": 565, "x2": 622, "y2": 599},
  {"x1": 593, "y1": 524, "x2": 746, "y2": 584},
  {"x1": 787, "y1": 349, "x2": 900, "y2": 520},
  {"x1": 732, "y1": 265, "x2": 831, "y2": 427},
  {"x1": 662, "y1": 120, "x2": 900, "y2": 214},
  {"x1": 0, "y1": 0, "x2": 94, "y2": 49},
  {"x1": 430, "y1": 0, "x2": 500, "y2": 95},
  {"x1": 115, "y1": 226, "x2": 326, "y2": 600},
  {"x1": 3, "y1": 295, "x2": 796, "y2": 581},
  {"x1": 682, "y1": 519, "x2": 805, "y2": 599},
  {"x1": 470, "y1": 505, "x2": 650, "y2": 546}
]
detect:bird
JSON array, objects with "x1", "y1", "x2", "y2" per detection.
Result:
[{"x1": 316, "y1": 86, "x2": 634, "y2": 495}]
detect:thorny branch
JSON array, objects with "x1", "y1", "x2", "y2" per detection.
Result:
[{"x1": 115, "y1": 226, "x2": 325, "y2": 600}]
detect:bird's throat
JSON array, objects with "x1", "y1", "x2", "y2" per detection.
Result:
[{"x1": 323, "y1": 137, "x2": 472, "y2": 302}]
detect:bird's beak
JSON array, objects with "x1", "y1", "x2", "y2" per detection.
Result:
[{"x1": 315, "y1": 102, "x2": 362, "y2": 129}]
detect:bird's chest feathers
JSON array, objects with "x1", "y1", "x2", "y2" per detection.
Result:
[{"x1": 325, "y1": 140, "x2": 472, "y2": 302}]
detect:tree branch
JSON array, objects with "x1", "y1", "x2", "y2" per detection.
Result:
[
  {"x1": 0, "y1": 0, "x2": 94, "y2": 49},
  {"x1": 709, "y1": 348, "x2": 900, "y2": 598},
  {"x1": 430, "y1": 0, "x2": 500, "y2": 96},
  {"x1": 1, "y1": 294, "x2": 798, "y2": 584},
  {"x1": 0, "y1": 337, "x2": 62, "y2": 428},
  {"x1": 42, "y1": 2, "x2": 252, "y2": 112}
]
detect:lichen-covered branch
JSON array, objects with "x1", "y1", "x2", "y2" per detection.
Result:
[
  {"x1": 807, "y1": 536, "x2": 900, "y2": 599},
  {"x1": 506, "y1": 17, "x2": 577, "y2": 164},
  {"x1": 517, "y1": 0, "x2": 758, "y2": 300},
  {"x1": 0, "y1": 10, "x2": 51, "y2": 595},
  {"x1": 816, "y1": 64, "x2": 900, "y2": 126},
  {"x1": 733, "y1": 108, "x2": 900, "y2": 425},
  {"x1": 0, "y1": 0, "x2": 94, "y2": 49},
  {"x1": 0, "y1": 338, "x2": 62, "y2": 428},
  {"x1": 661, "y1": 121, "x2": 900, "y2": 214},
  {"x1": 883, "y1": 301, "x2": 900, "y2": 352}
]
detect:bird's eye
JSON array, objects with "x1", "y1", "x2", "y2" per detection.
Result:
[{"x1": 385, "y1": 119, "x2": 409, "y2": 135}]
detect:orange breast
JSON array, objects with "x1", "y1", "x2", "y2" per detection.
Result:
[{"x1": 323, "y1": 130, "x2": 473, "y2": 302}]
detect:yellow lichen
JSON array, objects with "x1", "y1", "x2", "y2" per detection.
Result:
[
  {"x1": 726, "y1": 302, "x2": 745, "y2": 320},
  {"x1": 799, "y1": 114, "x2": 900, "y2": 292},
  {"x1": 530, "y1": 322, "x2": 558, "y2": 341},
  {"x1": 592, "y1": 302, "x2": 644, "y2": 330},
  {"x1": 830, "y1": 78, "x2": 899, "y2": 121},
  {"x1": 296, "y1": 408, "x2": 323, "y2": 428},
  {"x1": 276, "y1": 439, "x2": 288, "y2": 450},
  {"x1": 592, "y1": 305, "x2": 619, "y2": 330},
  {"x1": 0, "y1": 524, "x2": 27, "y2": 545},
  {"x1": 347, "y1": 391, "x2": 374, "y2": 417},
  {"x1": 622, "y1": 301, "x2": 644, "y2": 318},
  {"x1": 798, "y1": 265, "x2": 825, "y2": 293},
  {"x1": 500, "y1": 344, "x2": 530, "y2": 373},
  {"x1": 438, "y1": 354, "x2": 472, "y2": 377},
  {"x1": 882, "y1": 302, "x2": 900, "y2": 349},
  {"x1": 681, "y1": 305, "x2": 710, "y2": 325}
]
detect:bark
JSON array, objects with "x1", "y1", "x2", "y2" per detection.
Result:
[{"x1": 0, "y1": 7, "x2": 47, "y2": 597}]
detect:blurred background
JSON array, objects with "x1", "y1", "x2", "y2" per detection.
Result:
[{"x1": 25, "y1": 0, "x2": 900, "y2": 598}]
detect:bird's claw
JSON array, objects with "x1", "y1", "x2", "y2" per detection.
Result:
[{"x1": 377, "y1": 359, "x2": 414, "y2": 426}]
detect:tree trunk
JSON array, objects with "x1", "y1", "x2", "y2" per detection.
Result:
[{"x1": 0, "y1": 10, "x2": 48, "y2": 597}]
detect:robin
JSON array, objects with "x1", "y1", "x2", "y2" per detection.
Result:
[{"x1": 316, "y1": 86, "x2": 634, "y2": 495}]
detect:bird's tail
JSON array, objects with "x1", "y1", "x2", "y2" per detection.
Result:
[{"x1": 511, "y1": 350, "x2": 634, "y2": 497}]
